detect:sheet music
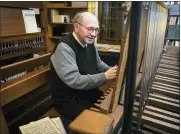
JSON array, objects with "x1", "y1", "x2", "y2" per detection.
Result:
[
  {"x1": 51, "y1": 117, "x2": 67, "y2": 134},
  {"x1": 19, "y1": 117, "x2": 61, "y2": 134},
  {"x1": 22, "y1": 10, "x2": 39, "y2": 33}
]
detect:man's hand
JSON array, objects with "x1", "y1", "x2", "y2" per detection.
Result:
[{"x1": 104, "y1": 65, "x2": 118, "y2": 80}]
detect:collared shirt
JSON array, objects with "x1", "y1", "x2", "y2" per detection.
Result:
[{"x1": 73, "y1": 32, "x2": 87, "y2": 48}]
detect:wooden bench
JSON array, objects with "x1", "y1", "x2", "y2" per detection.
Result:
[{"x1": 0, "y1": 53, "x2": 52, "y2": 134}]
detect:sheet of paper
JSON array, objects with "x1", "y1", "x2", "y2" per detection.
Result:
[
  {"x1": 51, "y1": 117, "x2": 67, "y2": 134},
  {"x1": 19, "y1": 117, "x2": 61, "y2": 134},
  {"x1": 22, "y1": 10, "x2": 39, "y2": 33}
]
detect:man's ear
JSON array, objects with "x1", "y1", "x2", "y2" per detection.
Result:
[{"x1": 74, "y1": 23, "x2": 79, "y2": 32}]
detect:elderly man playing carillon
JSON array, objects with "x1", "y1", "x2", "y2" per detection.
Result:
[{"x1": 50, "y1": 12, "x2": 118, "y2": 127}]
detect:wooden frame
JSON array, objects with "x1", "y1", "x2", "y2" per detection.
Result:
[{"x1": 97, "y1": 2, "x2": 128, "y2": 45}]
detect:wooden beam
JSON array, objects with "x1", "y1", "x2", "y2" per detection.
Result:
[
  {"x1": 0, "y1": 66, "x2": 50, "y2": 106},
  {"x1": 1, "y1": 53, "x2": 50, "y2": 80},
  {"x1": 109, "y1": 12, "x2": 131, "y2": 113},
  {"x1": 0, "y1": 1, "x2": 43, "y2": 9}
]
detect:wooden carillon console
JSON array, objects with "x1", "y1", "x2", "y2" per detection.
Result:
[
  {"x1": 0, "y1": 34, "x2": 46, "y2": 61},
  {"x1": 0, "y1": 2, "x2": 53, "y2": 134},
  {"x1": 69, "y1": 10, "x2": 132, "y2": 134}
]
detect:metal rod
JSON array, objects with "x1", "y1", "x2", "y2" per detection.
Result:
[{"x1": 121, "y1": 2, "x2": 143, "y2": 134}]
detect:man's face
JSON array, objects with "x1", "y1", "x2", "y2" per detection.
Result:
[{"x1": 75, "y1": 18, "x2": 99, "y2": 44}]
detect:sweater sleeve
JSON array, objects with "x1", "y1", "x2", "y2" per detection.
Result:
[
  {"x1": 50, "y1": 42, "x2": 107, "y2": 90},
  {"x1": 95, "y1": 46, "x2": 111, "y2": 72}
]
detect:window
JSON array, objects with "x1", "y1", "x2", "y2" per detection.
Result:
[{"x1": 98, "y1": 2, "x2": 128, "y2": 44}]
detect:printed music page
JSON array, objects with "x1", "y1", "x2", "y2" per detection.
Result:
[
  {"x1": 19, "y1": 117, "x2": 61, "y2": 134},
  {"x1": 22, "y1": 10, "x2": 39, "y2": 33},
  {"x1": 51, "y1": 117, "x2": 67, "y2": 134}
]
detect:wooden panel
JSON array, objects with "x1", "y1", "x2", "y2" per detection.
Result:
[
  {"x1": 99, "y1": 80, "x2": 114, "y2": 93},
  {"x1": 120, "y1": 73, "x2": 142, "y2": 104},
  {"x1": 0, "y1": 7, "x2": 26, "y2": 37},
  {"x1": 0, "y1": 66, "x2": 50, "y2": 106},
  {"x1": 1, "y1": 53, "x2": 50, "y2": 80},
  {"x1": 0, "y1": 107, "x2": 9, "y2": 134},
  {"x1": 0, "y1": 47, "x2": 46, "y2": 61},
  {"x1": 0, "y1": 1, "x2": 43, "y2": 9},
  {"x1": 1, "y1": 32, "x2": 44, "y2": 41},
  {"x1": 109, "y1": 13, "x2": 131, "y2": 113},
  {"x1": 108, "y1": 105, "x2": 124, "y2": 128},
  {"x1": 99, "y1": 88, "x2": 113, "y2": 114},
  {"x1": 69, "y1": 110, "x2": 114, "y2": 134},
  {"x1": 42, "y1": 108, "x2": 60, "y2": 118},
  {"x1": 3, "y1": 84, "x2": 50, "y2": 119},
  {"x1": 8, "y1": 96, "x2": 52, "y2": 134}
]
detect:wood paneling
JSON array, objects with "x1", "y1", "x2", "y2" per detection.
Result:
[
  {"x1": 109, "y1": 13, "x2": 131, "y2": 113},
  {"x1": 0, "y1": 7, "x2": 26, "y2": 37},
  {"x1": 1, "y1": 53, "x2": 50, "y2": 80},
  {"x1": 0, "y1": 1, "x2": 43, "y2": 9},
  {"x1": 0, "y1": 66, "x2": 50, "y2": 106}
]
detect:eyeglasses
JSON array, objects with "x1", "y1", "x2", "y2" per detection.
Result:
[{"x1": 77, "y1": 23, "x2": 100, "y2": 34}]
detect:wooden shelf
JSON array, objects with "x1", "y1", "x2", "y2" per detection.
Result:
[
  {"x1": 49, "y1": 22, "x2": 73, "y2": 25},
  {"x1": 0, "y1": 32, "x2": 44, "y2": 38},
  {"x1": 1, "y1": 32, "x2": 45, "y2": 42},
  {"x1": 49, "y1": 36, "x2": 62, "y2": 39},
  {"x1": 165, "y1": 38, "x2": 180, "y2": 41},
  {"x1": 47, "y1": 3, "x2": 87, "y2": 9}
]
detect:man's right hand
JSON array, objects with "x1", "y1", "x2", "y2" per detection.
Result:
[{"x1": 104, "y1": 65, "x2": 118, "y2": 80}]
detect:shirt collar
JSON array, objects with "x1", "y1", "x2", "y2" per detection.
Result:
[{"x1": 73, "y1": 32, "x2": 87, "y2": 48}]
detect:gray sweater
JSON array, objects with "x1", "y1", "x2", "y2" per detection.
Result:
[{"x1": 50, "y1": 42, "x2": 110, "y2": 90}]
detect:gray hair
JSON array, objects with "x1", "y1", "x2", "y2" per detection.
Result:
[{"x1": 72, "y1": 12, "x2": 84, "y2": 24}]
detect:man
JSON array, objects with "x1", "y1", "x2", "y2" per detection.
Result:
[{"x1": 50, "y1": 12, "x2": 118, "y2": 121}]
